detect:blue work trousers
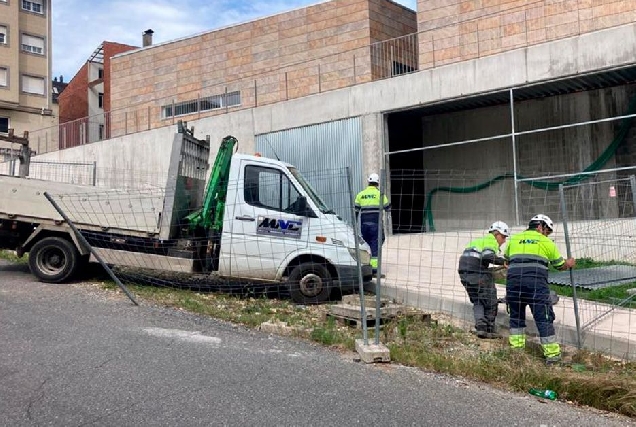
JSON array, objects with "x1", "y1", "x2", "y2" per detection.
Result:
[
  {"x1": 506, "y1": 274, "x2": 555, "y2": 338},
  {"x1": 361, "y1": 221, "x2": 384, "y2": 258}
]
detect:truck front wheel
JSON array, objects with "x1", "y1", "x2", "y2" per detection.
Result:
[
  {"x1": 29, "y1": 237, "x2": 80, "y2": 283},
  {"x1": 288, "y1": 262, "x2": 332, "y2": 304}
]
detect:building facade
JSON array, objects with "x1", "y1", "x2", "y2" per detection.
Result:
[
  {"x1": 57, "y1": 41, "x2": 138, "y2": 149},
  {"x1": 0, "y1": 0, "x2": 55, "y2": 152},
  {"x1": 107, "y1": 0, "x2": 417, "y2": 137}
]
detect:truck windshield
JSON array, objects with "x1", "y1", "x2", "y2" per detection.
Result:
[{"x1": 287, "y1": 167, "x2": 333, "y2": 214}]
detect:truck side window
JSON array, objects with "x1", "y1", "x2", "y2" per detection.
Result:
[{"x1": 244, "y1": 165, "x2": 302, "y2": 213}]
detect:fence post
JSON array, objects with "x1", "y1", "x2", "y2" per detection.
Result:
[
  {"x1": 92, "y1": 161, "x2": 97, "y2": 186},
  {"x1": 559, "y1": 183, "x2": 582, "y2": 349},
  {"x1": 347, "y1": 167, "x2": 368, "y2": 345},
  {"x1": 375, "y1": 169, "x2": 386, "y2": 344},
  {"x1": 630, "y1": 175, "x2": 636, "y2": 214},
  {"x1": 510, "y1": 89, "x2": 520, "y2": 226},
  {"x1": 285, "y1": 72, "x2": 289, "y2": 100}
]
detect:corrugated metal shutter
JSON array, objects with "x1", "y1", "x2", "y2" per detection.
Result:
[{"x1": 255, "y1": 117, "x2": 364, "y2": 225}]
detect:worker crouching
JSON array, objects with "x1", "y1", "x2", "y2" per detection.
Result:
[{"x1": 458, "y1": 221, "x2": 510, "y2": 339}]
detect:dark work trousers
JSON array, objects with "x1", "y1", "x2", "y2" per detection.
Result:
[
  {"x1": 361, "y1": 221, "x2": 384, "y2": 263},
  {"x1": 506, "y1": 274, "x2": 555, "y2": 337},
  {"x1": 459, "y1": 271, "x2": 498, "y2": 333}
]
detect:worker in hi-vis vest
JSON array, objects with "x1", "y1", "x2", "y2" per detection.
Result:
[
  {"x1": 457, "y1": 221, "x2": 510, "y2": 339},
  {"x1": 354, "y1": 173, "x2": 390, "y2": 275},
  {"x1": 504, "y1": 214, "x2": 575, "y2": 365}
]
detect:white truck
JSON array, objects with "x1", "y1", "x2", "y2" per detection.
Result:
[{"x1": 0, "y1": 123, "x2": 373, "y2": 303}]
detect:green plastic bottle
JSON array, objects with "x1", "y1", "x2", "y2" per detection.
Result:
[{"x1": 529, "y1": 388, "x2": 557, "y2": 400}]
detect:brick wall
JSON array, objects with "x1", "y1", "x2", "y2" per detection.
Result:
[
  {"x1": 58, "y1": 64, "x2": 88, "y2": 123},
  {"x1": 109, "y1": 0, "x2": 417, "y2": 137},
  {"x1": 417, "y1": 0, "x2": 636, "y2": 69},
  {"x1": 102, "y1": 42, "x2": 138, "y2": 112}
]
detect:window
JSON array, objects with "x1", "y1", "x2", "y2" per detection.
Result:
[
  {"x1": 0, "y1": 117, "x2": 8, "y2": 134},
  {"x1": 22, "y1": 0, "x2": 43, "y2": 14},
  {"x1": 0, "y1": 25, "x2": 7, "y2": 44},
  {"x1": 244, "y1": 165, "x2": 302, "y2": 213},
  {"x1": 21, "y1": 34, "x2": 44, "y2": 55},
  {"x1": 98, "y1": 92, "x2": 104, "y2": 108},
  {"x1": 22, "y1": 74, "x2": 44, "y2": 95},
  {"x1": 0, "y1": 67, "x2": 6, "y2": 87},
  {"x1": 98, "y1": 124, "x2": 104, "y2": 140},
  {"x1": 161, "y1": 90, "x2": 241, "y2": 118},
  {"x1": 98, "y1": 68, "x2": 104, "y2": 79}
]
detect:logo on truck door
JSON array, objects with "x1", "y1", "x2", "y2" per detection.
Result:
[{"x1": 257, "y1": 216, "x2": 303, "y2": 239}]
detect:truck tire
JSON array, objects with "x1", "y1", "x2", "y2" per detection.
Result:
[
  {"x1": 28, "y1": 237, "x2": 80, "y2": 283},
  {"x1": 288, "y1": 262, "x2": 332, "y2": 304}
]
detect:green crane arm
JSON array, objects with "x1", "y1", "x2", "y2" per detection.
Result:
[{"x1": 185, "y1": 135, "x2": 238, "y2": 232}]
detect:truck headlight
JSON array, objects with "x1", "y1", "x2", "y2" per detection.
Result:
[{"x1": 348, "y1": 248, "x2": 371, "y2": 265}]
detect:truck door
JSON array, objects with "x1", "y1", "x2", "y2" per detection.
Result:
[{"x1": 228, "y1": 161, "x2": 309, "y2": 280}]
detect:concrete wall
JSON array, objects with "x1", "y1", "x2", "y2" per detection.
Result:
[
  {"x1": 414, "y1": 86, "x2": 634, "y2": 231},
  {"x1": 416, "y1": 0, "x2": 636, "y2": 70},
  {"x1": 34, "y1": 23, "x2": 636, "y2": 198},
  {"x1": 31, "y1": 125, "x2": 175, "y2": 189}
]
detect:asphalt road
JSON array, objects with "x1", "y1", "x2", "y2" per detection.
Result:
[{"x1": 1, "y1": 260, "x2": 633, "y2": 427}]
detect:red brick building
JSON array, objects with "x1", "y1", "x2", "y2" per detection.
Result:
[{"x1": 58, "y1": 41, "x2": 139, "y2": 148}]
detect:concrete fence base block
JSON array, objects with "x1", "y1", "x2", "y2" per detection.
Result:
[{"x1": 355, "y1": 339, "x2": 391, "y2": 363}]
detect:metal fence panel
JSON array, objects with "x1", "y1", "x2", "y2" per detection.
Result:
[{"x1": 255, "y1": 117, "x2": 364, "y2": 225}]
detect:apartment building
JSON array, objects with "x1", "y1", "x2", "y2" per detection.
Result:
[
  {"x1": 0, "y1": 0, "x2": 55, "y2": 152},
  {"x1": 57, "y1": 40, "x2": 139, "y2": 149}
]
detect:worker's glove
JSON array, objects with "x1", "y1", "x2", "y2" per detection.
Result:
[{"x1": 489, "y1": 266, "x2": 508, "y2": 281}]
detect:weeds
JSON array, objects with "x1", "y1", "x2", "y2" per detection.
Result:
[{"x1": 0, "y1": 250, "x2": 27, "y2": 264}]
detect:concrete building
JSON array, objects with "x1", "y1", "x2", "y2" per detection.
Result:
[
  {"x1": 0, "y1": 0, "x2": 55, "y2": 151},
  {"x1": 57, "y1": 41, "x2": 138, "y2": 149},
  {"x1": 106, "y1": 0, "x2": 417, "y2": 137},
  {"x1": 33, "y1": 0, "x2": 636, "y2": 232}
]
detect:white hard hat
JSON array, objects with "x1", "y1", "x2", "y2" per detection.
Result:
[
  {"x1": 530, "y1": 214, "x2": 554, "y2": 231},
  {"x1": 368, "y1": 173, "x2": 380, "y2": 184},
  {"x1": 488, "y1": 221, "x2": 510, "y2": 237}
]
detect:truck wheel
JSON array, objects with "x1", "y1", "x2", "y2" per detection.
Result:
[
  {"x1": 288, "y1": 262, "x2": 332, "y2": 304},
  {"x1": 28, "y1": 237, "x2": 80, "y2": 283}
]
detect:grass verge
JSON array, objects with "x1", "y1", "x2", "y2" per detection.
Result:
[
  {"x1": 99, "y1": 281, "x2": 636, "y2": 419},
  {"x1": 0, "y1": 250, "x2": 27, "y2": 264}
]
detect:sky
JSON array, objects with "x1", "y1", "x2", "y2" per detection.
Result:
[{"x1": 52, "y1": 0, "x2": 418, "y2": 82}]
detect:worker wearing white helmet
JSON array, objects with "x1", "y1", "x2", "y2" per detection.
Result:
[
  {"x1": 457, "y1": 221, "x2": 510, "y2": 339},
  {"x1": 504, "y1": 214, "x2": 575, "y2": 365},
  {"x1": 354, "y1": 173, "x2": 390, "y2": 275}
]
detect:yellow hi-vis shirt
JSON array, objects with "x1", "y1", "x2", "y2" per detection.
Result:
[
  {"x1": 354, "y1": 185, "x2": 390, "y2": 223},
  {"x1": 504, "y1": 229, "x2": 565, "y2": 280}
]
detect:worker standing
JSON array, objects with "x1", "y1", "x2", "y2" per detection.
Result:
[
  {"x1": 458, "y1": 221, "x2": 510, "y2": 339},
  {"x1": 354, "y1": 173, "x2": 390, "y2": 275},
  {"x1": 505, "y1": 214, "x2": 575, "y2": 365}
]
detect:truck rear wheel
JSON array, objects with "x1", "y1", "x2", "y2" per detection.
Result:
[
  {"x1": 28, "y1": 237, "x2": 80, "y2": 283},
  {"x1": 288, "y1": 262, "x2": 332, "y2": 304}
]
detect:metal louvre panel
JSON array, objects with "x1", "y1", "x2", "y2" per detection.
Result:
[{"x1": 255, "y1": 117, "x2": 363, "y2": 226}]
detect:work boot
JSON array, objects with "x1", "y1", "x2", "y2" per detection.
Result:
[
  {"x1": 475, "y1": 330, "x2": 488, "y2": 339},
  {"x1": 484, "y1": 331, "x2": 502, "y2": 339},
  {"x1": 545, "y1": 355, "x2": 562, "y2": 366}
]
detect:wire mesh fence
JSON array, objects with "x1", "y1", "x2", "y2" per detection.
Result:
[
  {"x1": 44, "y1": 166, "x2": 371, "y2": 305},
  {"x1": 380, "y1": 162, "x2": 636, "y2": 362}
]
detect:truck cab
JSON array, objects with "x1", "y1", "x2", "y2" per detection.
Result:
[{"x1": 219, "y1": 153, "x2": 373, "y2": 303}]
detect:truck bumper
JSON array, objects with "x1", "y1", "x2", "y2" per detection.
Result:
[{"x1": 334, "y1": 264, "x2": 373, "y2": 292}]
